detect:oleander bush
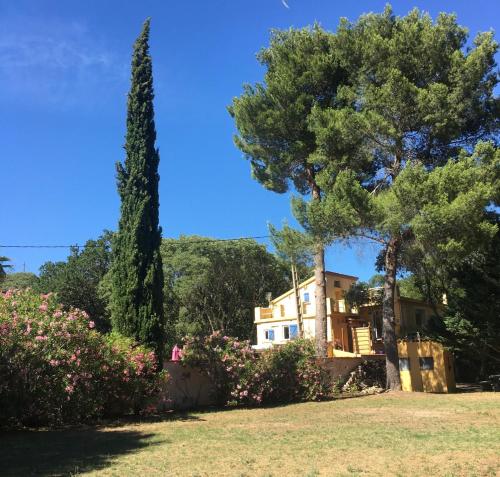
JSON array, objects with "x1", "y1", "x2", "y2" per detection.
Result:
[
  {"x1": 181, "y1": 332, "x2": 257, "y2": 405},
  {"x1": 0, "y1": 289, "x2": 164, "y2": 427},
  {"x1": 181, "y1": 332, "x2": 330, "y2": 406}
]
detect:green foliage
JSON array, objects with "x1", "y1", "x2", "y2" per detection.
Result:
[
  {"x1": 181, "y1": 332, "x2": 256, "y2": 406},
  {"x1": 308, "y1": 7, "x2": 499, "y2": 244},
  {"x1": 368, "y1": 274, "x2": 384, "y2": 288},
  {"x1": 1, "y1": 272, "x2": 38, "y2": 292},
  {"x1": 161, "y1": 236, "x2": 292, "y2": 348},
  {"x1": 425, "y1": 214, "x2": 500, "y2": 379},
  {"x1": 0, "y1": 289, "x2": 164, "y2": 427},
  {"x1": 303, "y1": 7, "x2": 498, "y2": 387},
  {"x1": 181, "y1": 333, "x2": 329, "y2": 406},
  {"x1": 229, "y1": 25, "x2": 344, "y2": 195},
  {"x1": 344, "y1": 280, "x2": 383, "y2": 309},
  {"x1": 344, "y1": 281, "x2": 371, "y2": 309},
  {"x1": 268, "y1": 222, "x2": 313, "y2": 269},
  {"x1": 110, "y1": 19, "x2": 164, "y2": 359},
  {"x1": 376, "y1": 145, "x2": 498, "y2": 268},
  {"x1": 0, "y1": 257, "x2": 12, "y2": 282},
  {"x1": 36, "y1": 232, "x2": 112, "y2": 331},
  {"x1": 229, "y1": 25, "x2": 361, "y2": 356},
  {"x1": 397, "y1": 275, "x2": 425, "y2": 301},
  {"x1": 257, "y1": 339, "x2": 329, "y2": 403},
  {"x1": 328, "y1": 7, "x2": 499, "y2": 168}
]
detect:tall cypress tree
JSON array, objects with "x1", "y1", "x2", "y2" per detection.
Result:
[{"x1": 110, "y1": 19, "x2": 165, "y2": 362}]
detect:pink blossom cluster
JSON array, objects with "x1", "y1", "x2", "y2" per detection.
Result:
[{"x1": 0, "y1": 289, "x2": 164, "y2": 426}]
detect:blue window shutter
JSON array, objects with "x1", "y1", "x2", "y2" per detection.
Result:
[
  {"x1": 304, "y1": 292, "x2": 310, "y2": 302},
  {"x1": 269, "y1": 329, "x2": 275, "y2": 341},
  {"x1": 290, "y1": 324, "x2": 298, "y2": 338}
]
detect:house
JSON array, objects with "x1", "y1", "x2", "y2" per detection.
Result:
[
  {"x1": 254, "y1": 271, "x2": 439, "y2": 355},
  {"x1": 359, "y1": 293, "x2": 441, "y2": 341}
]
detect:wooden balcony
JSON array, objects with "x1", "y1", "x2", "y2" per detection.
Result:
[{"x1": 256, "y1": 307, "x2": 273, "y2": 320}]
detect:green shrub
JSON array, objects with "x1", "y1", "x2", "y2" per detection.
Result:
[
  {"x1": 0, "y1": 289, "x2": 164, "y2": 427},
  {"x1": 258, "y1": 339, "x2": 330, "y2": 403},
  {"x1": 181, "y1": 333, "x2": 330, "y2": 406},
  {"x1": 181, "y1": 332, "x2": 256, "y2": 405}
]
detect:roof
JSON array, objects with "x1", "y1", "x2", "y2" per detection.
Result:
[{"x1": 270, "y1": 271, "x2": 359, "y2": 304}]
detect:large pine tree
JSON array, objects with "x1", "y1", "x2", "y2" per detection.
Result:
[{"x1": 110, "y1": 19, "x2": 165, "y2": 362}]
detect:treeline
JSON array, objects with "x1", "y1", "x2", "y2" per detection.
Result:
[{"x1": 4, "y1": 233, "x2": 308, "y2": 349}]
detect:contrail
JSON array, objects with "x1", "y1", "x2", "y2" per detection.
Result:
[{"x1": 281, "y1": 0, "x2": 290, "y2": 9}]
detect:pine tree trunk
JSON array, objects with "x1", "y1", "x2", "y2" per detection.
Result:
[
  {"x1": 314, "y1": 242, "x2": 328, "y2": 357},
  {"x1": 308, "y1": 177, "x2": 328, "y2": 358},
  {"x1": 383, "y1": 237, "x2": 402, "y2": 390}
]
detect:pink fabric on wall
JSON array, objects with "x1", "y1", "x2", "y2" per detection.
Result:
[{"x1": 171, "y1": 344, "x2": 182, "y2": 361}]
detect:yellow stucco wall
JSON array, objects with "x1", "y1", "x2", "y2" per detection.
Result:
[
  {"x1": 359, "y1": 295, "x2": 439, "y2": 338},
  {"x1": 254, "y1": 272, "x2": 358, "y2": 347},
  {"x1": 398, "y1": 341, "x2": 455, "y2": 393}
]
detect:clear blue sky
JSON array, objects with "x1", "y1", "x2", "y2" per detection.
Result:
[{"x1": 2, "y1": 0, "x2": 499, "y2": 279}]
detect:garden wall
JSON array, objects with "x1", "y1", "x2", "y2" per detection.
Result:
[
  {"x1": 161, "y1": 361, "x2": 216, "y2": 410},
  {"x1": 318, "y1": 355, "x2": 385, "y2": 381},
  {"x1": 162, "y1": 355, "x2": 386, "y2": 410}
]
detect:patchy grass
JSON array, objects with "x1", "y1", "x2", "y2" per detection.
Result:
[{"x1": 2, "y1": 392, "x2": 499, "y2": 476}]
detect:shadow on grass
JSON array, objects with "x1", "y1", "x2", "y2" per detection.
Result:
[
  {"x1": 101, "y1": 410, "x2": 207, "y2": 427},
  {"x1": 1, "y1": 427, "x2": 163, "y2": 476},
  {"x1": 0, "y1": 411, "x2": 207, "y2": 476}
]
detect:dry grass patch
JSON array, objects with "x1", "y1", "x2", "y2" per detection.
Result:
[{"x1": 1, "y1": 392, "x2": 499, "y2": 476}]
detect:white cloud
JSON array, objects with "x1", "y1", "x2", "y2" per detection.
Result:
[{"x1": 0, "y1": 18, "x2": 128, "y2": 110}]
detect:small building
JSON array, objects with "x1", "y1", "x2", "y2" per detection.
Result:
[{"x1": 398, "y1": 340, "x2": 455, "y2": 393}]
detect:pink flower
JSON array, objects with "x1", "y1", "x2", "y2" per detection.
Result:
[
  {"x1": 35, "y1": 335, "x2": 48, "y2": 341},
  {"x1": 65, "y1": 384, "x2": 74, "y2": 394},
  {"x1": 49, "y1": 359, "x2": 60, "y2": 366},
  {"x1": 53, "y1": 310, "x2": 63, "y2": 318},
  {"x1": 88, "y1": 321, "x2": 95, "y2": 329},
  {"x1": 39, "y1": 303, "x2": 48, "y2": 312}
]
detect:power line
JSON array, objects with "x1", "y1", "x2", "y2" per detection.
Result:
[{"x1": 0, "y1": 235, "x2": 271, "y2": 249}]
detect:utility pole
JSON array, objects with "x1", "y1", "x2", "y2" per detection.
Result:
[{"x1": 291, "y1": 263, "x2": 304, "y2": 338}]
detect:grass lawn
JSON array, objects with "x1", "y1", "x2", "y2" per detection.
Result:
[{"x1": 1, "y1": 392, "x2": 499, "y2": 477}]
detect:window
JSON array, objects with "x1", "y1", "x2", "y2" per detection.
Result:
[
  {"x1": 419, "y1": 357, "x2": 434, "y2": 370},
  {"x1": 415, "y1": 309, "x2": 425, "y2": 328},
  {"x1": 265, "y1": 329, "x2": 275, "y2": 341},
  {"x1": 303, "y1": 292, "x2": 310, "y2": 303},
  {"x1": 399, "y1": 358, "x2": 411, "y2": 371},
  {"x1": 283, "y1": 325, "x2": 290, "y2": 340},
  {"x1": 289, "y1": 324, "x2": 298, "y2": 339},
  {"x1": 280, "y1": 304, "x2": 285, "y2": 317},
  {"x1": 334, "y1": 280, "x2": 341, "y2": 288}
]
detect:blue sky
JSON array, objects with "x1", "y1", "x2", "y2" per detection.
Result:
[{"x1": 2, "y1": 0, "x2": 499, "y2": 279}]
